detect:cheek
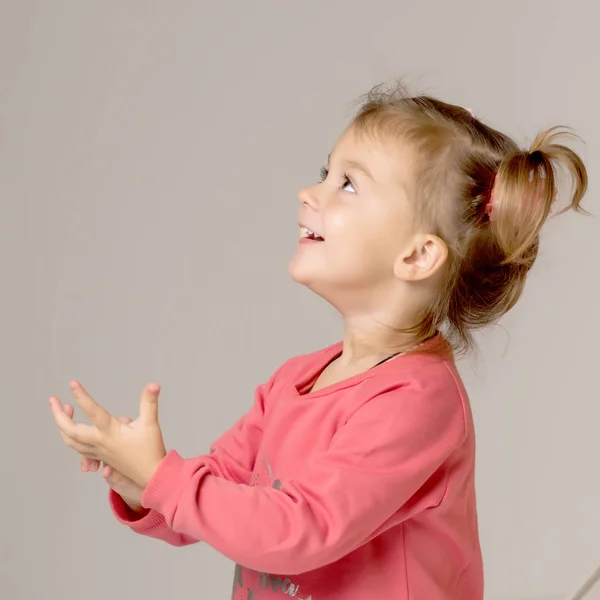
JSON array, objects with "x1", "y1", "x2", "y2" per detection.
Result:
[
  {"x1": 322, "y1": 200, "x2": 410, "y2": 263},
  {"x1": 336, "y1": 215, "x2": 408, "y2": 270},
  {"x1": 323, "y1": 205, "x2": 349, "y2": 236},
  {"x1": 322, "y1": 202, "x2": 366, "y2": 245}
]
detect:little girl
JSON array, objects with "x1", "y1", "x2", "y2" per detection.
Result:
[{"x1": 60, "y1": 82, "x2": 588, "y2": 599}]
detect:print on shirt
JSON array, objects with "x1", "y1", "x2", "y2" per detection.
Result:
[
  {"x1": 265, "y1": 456, "x2": 282, "y2": 491},
  {"x1": 231, "y1": 564, "x2": 312, "y2": 600},
  {"x1": 249, "y1": 455, "x2": 282, "y2": 491},
  {"x1": 232, "y1": 457, "x2": 313, "y2": 600}
]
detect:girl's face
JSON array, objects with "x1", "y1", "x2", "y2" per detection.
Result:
[{"x1": 288, "y1": 127, "x2": 419, "y2": 310}]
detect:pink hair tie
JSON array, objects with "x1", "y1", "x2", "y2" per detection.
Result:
[
  {"x1": 484, "y1": 175, "x2": 497, "y2": 221},
  {"x1": 466, "y1": 108, "x2": 476, "y2": 118},
  {"x1": 484, "y1": 198, "x2": 495, "y2": 220},
  {"x1": 484, "y1": 181, "x2": 558, "y2": 223}
]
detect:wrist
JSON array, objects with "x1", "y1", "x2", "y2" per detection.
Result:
[
  {"x1": 126, "y1": 501, "x2": 146, "y2": 513},
  {"x1": 137, "y1": 455, "x2": 165, "y2": 489}
]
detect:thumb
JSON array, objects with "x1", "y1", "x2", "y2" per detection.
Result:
[{"x1": 139, "y1": 383, "x2": 161, "y2": 425}]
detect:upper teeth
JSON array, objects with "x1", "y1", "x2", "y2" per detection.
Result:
[{"x1": 301, "y1": 226, "x2": 316, "y2": 237}]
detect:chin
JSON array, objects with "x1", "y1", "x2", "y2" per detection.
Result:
[
  {"x1": 288, "y1": 261, "x2": 340, "y2": 305},
  {"x1": 287, "y1": 257, "x2": 323, "y2": 289},
  {"x1": 287, "y1": 258, "x2": 313, "y2": 286}
]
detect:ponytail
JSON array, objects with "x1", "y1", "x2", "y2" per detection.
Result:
[{"x1": 488, "y1": 126, "x2": 588, "y2": 265}]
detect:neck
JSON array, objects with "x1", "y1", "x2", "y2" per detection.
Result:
[
  {"x1": 336, "y1": 313, "x2": 421, "y2": 368},
  {"x1": 317, "y1": 282, "x2": 435, "y2": 366}
]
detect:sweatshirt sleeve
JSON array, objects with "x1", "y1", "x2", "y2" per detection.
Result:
[
  {"x1": 138, "y1": 372, "x2": 467, "y2": 573},
  {"x1": 108, "y1": 489, "x2": 199, "y2": 546},
  {"x1": 107, "y1": 366, "x2": 282, "y2": 543}
]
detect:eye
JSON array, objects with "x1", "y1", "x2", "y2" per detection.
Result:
[
  {"x1": 319, "y1": 166, "x2": 356, "y2": 193},
  {"x1": 342, "y1": 179, "x2": 356, "y2": 193}
]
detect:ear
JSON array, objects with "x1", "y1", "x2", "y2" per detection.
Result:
[{"x1": 393, "y1": 234, "x2": 448, "y2": 282}]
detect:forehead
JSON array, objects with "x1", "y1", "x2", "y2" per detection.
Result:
[{"x1": 330, "y1": 127, "x2": 413, "y2": 189}]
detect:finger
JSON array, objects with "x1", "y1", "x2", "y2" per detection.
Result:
[
  {"x1": 69, "y1": 380, "x2": 114, "y2": 431},
  {"x1": 49, "y1": 396, "x2": 99, "y2": 444},
  {"x1": 102, "y1": 465, "x2": 128, "y2": 484},
  {"x1": 118, "y1": 416, "x2": 133, "y2": 425},
  {"x1": 81, "y1": 457, "x2": 100, "y2": 472},
  {"x1": 65, "y1": 438, "x2": 98, "y2": 456},
  {"x1": 51, "y1": 399, "x2": 95, "y2": 454},
  {"x1": 51, "y1": 397, "x2": 81, "y2": 448},
  {"x1": 64, "y1": 407, "x2": 96, "y2": 466},
  {"x1": 139, "y1": 383, "x2": 161, "y2": 425},
  {"x1": 49, "y1": 396, "x2": 79, "y2": 442},
  {"x1": 102, "y1": 464, "x2": 134, "y2": 486}
]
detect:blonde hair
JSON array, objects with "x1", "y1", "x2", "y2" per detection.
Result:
[{"x1": 352, "y1": 82, "x2": 589, "y2": 354}]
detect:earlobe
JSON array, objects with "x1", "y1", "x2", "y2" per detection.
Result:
[{"x1": 394, "y1": 235, "x2": 448, "y2": 282}]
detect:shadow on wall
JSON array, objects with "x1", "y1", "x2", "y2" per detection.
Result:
[
  {"x1": 491, "y1": 594, "x2": 600, "y2": 600},
  {"x1": 490, "y1": 596, "x2": 562, "y2": 600}
]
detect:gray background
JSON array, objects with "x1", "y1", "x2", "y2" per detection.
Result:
[{"x1": 1, "y1": 2, "x2": 599, "y2": 599}]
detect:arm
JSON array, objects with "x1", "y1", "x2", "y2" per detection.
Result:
[
  {"x1": 137, "y1": 375, "x2": 467, "y2": 572},
  {"x1": 108, "y1": 367, "x2": 280, "y2": 544}
]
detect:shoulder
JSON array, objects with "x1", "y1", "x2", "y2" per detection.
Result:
[
  {"x1": 352, "y1": 350, "x2": 470, "y2": 438},
  {"x1": 399, "y1": 350, "x2": 467, "y2": 406},
  {"x1": 366, "y1": 346, "x2": 464, "y2": 394}
]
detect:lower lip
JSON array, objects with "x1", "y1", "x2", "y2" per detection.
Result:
[{"x1": 299, "y1": 238, "x2": 324, "y2": 245}]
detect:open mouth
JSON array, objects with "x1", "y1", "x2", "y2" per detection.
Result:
[{"x1": 300, "y1": 226, "x2": 325, "y2": 242}]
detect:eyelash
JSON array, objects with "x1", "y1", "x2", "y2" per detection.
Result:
[{"x1": 319, "y1": 166, "x2": 354, "y2": 191}]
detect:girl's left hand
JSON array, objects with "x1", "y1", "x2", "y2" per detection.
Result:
[{"x1": 49, "y1": 381, "x2": 167, "y2": 490}]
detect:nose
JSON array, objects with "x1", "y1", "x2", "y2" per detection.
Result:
[{"x1": 297, "y1": 185, "x2": 320, "y2": 210}]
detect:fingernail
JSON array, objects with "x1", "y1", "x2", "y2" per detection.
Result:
[{"x1": 69, "y1": 381, "x2": 78, "y2": 390}]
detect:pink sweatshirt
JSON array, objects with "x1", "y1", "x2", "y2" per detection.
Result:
[{"x1": 110, "y1": 337, "x2": 484, "y2": 599}]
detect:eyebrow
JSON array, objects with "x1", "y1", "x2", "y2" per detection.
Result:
[{"x1": 327, "y1": 153, "x2": 375, "y2": 181}]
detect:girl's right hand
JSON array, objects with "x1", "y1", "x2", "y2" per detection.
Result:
[{"x1": 63, "y1": 405, "x2": 146, "y2": 513}]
